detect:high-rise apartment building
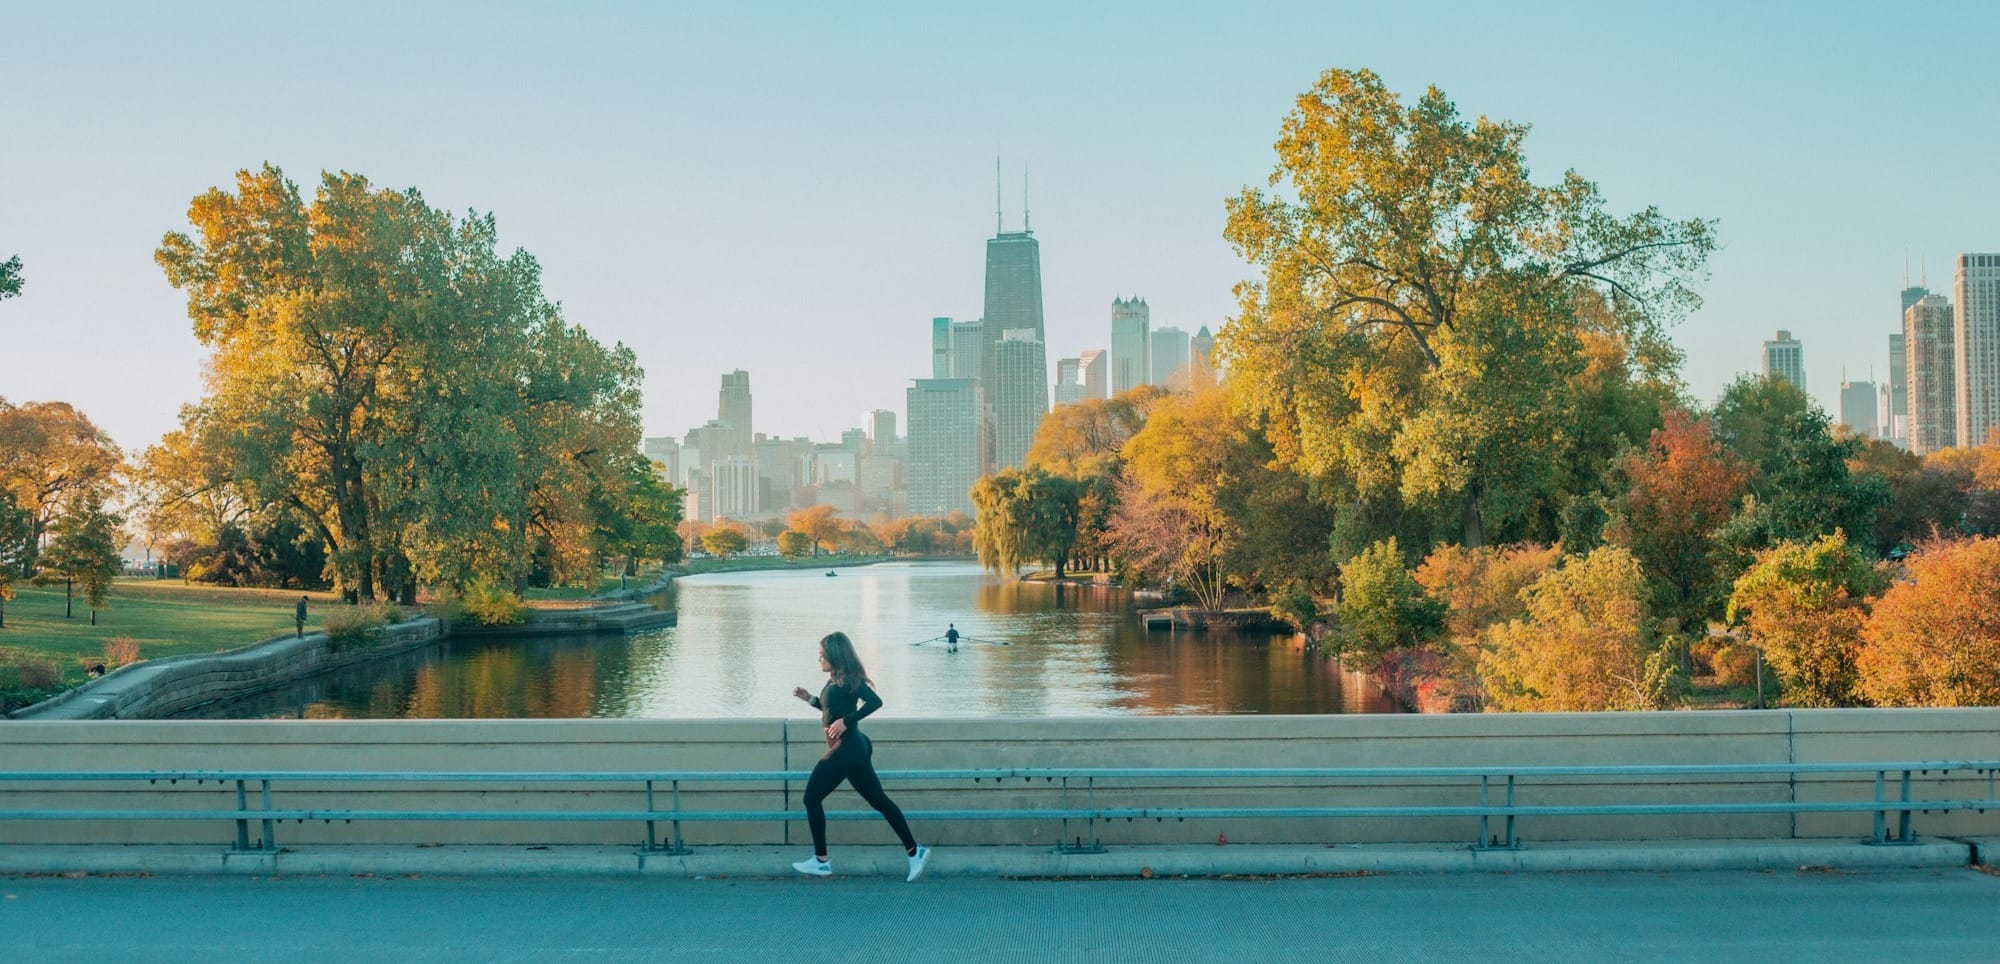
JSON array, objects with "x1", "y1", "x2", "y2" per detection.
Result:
[
  {"x1": 1053, "y1": 356, "x2": 1086, "y2": 407},
  {"x1": 930, "y1": 317, "x2": 953, "y2": 379},
  {"x1": 1110, "y1": 297, "x2": 1150, "y2": 395},
  {"x1": 868, "y1": 410, "x2": 897, "y2": 451},
  {"x1": 713, "y1": 455, "x2": 760, "y2": 520},
  {"x1": 1907, "y1": 293, "x2": 1957, "y2": 455},
  {"x1": 1956, "y1": 254, "x2": 2000, "y2": 448},
  {"x1": 1839, "y1": 380, "x2": 1878, "y2": 439},
  {"x1": 1887, "y1": 333, "x2": 1909, "y2": 442},
  {"x1": 907, "y1": 378, "x2": 984, "y2": 518},
  {"x1": 993, "y1": 329, "x2": 1048, "y2": 469},
  {"x1": 1189, "y1": 326, "x2": 1215, "y2": 384},
  {"x1": 1762, "y1": 331, "x2": 1804, "y2": 389},
  {"x1": 1078, "y1": 349, "x2": 1107, "y2": 401},
  {"x1": 1151, "y1": 326, "x2": 1191, "y2": 388},
  {"x1": 641, "y1": 437, "x2": 680, "y2": 483},
  {"x1": 718, "y1": 370, "x2": 753, "y2": 457},
  {"x1": 949, "y1": 320, "x2": 985, "y2": 382}
]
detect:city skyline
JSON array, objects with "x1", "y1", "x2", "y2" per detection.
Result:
[{"x1": 5, "y1": 4, "x2": 2000, "y2": 453}]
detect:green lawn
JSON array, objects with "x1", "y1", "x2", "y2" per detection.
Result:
[{"x1": 0, "y1": 578, "x2": 339, "y2": 666}]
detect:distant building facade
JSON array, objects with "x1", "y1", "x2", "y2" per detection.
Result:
[
  {"x1": 1838, "y1": 380, "x2": 1878, "y2": 439},
  {"x1": 1078, "y1": 349, "x2": 1108, "y2": 401},
  {"x1": 907, "y1": 378, "x2": 984, "y2": 518},
  {"x1": 1907, "y1": 292, "x2": 1957, "y2": 455},
  {"x1": 1110, "y1": 297, "x2": 1150, "y2": 395},
  {"x1": 1762, "y1": 330, "x2": 1804, "y2": 389},
  {"x1": 1957, "y1": 254, "x2": 2000, "y2": 448},
  {"x1": 1151, "y1": 326, "x2": 1190, "y2": 388},
  {"x1": 993, "y1": 329, "x2": 1048, "y2": 470}
]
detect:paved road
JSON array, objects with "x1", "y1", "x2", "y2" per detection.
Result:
[{"x1": 5, "y1": 868, "x2": 1997, "y2": 962}]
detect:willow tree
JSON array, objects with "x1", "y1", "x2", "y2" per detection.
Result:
[
  {"x1": 154, "y1": 165, "x2": 649, "y2": 600},
  {"x1": 1220, "y1": 68, "x2": 1714, "y2": 549}
]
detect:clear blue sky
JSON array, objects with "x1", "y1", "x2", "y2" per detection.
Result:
[{"x1": 4, "y1": 1, "x2": 1997, "y2": 454}]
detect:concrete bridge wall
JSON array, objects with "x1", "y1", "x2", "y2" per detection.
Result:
[{"x1": 1, "y1": 710, "x2": 1995, "y2": 849}]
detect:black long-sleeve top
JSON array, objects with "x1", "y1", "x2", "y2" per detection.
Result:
[{"x1": 808, "y1": 678, "x2": 883, "y2": 732}]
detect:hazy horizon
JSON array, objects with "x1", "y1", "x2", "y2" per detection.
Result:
[{"x1": 5, "y1": 1, "x2": 1999, "y2": 454}]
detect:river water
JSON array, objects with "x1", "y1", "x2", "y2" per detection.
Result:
[{"x1": 181, "y1": 562, "x2": 1404, "y2": 719}]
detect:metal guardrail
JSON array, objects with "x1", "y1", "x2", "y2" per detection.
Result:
[{"x1": 1, "y1": 762, "x2": 1995, "y2": 855}]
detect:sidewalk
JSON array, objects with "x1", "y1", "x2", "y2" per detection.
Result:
[{"x1": 0, "y1": 837, "x2": 1986, "y2": 879}]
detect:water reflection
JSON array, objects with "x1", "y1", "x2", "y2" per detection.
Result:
[{"x1": 180, "y1": 562, "x2": 1403, "y2": 719}]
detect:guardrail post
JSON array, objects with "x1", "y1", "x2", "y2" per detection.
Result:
[
  {"x1": 1474, "y1": 773, "x2": 1521, "y2": 851},
  {"x1": 666, "y1": 779, "x2": 690, "y2": 855},
  {"x1": 1477, "y1": 775, "x2": 1489, "y2": 849},
  {"x1": 1504, "y1": 775, "x2": 1517, "y2": 849},
  {"x1": 1871, "y1": 770, "x2": 1887, "y2": 844},
  {"x1": 1054, "y1": 775, "x2": 1103, "y2": 854},
  {"x1": 644, "y1": 780, "x2": 658, "y2": 852},
  {"x1": 1896, "y1": 769, "x2": 1915, "y2": 844},
  {"x1": 260, "y1": 779, "x2": 275, "y2": 851},
  {"x1": 234, "y1": 779, "x2": 250, "y2": 851}
]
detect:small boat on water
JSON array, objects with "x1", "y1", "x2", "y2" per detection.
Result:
[{"x1": 825, "y1": 571, "x2": 837, "y2": 577}]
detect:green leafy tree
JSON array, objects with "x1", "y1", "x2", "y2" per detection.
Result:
[
  {"x1": 1726, "y1": 532, "x2": 1883, "y2": 707},
  {"x1": 700, "y1": 526, "x2": 748, "y2": 559},
  {"x1": 153, "y1": 165, "x2": 643, "y2": 600},
  {"x1": 602, "y1": 465, "x2": 684, "y2": 575},
  {"x1": 1334, "y1": 537, "x2": 1445, "y2": 669},
  {"x1": 971, "y1": 469, "x2": 1085, "y2": 578},
  {"x1": 0, "y1": 498, "x2": 33, "y2": 628},
  {"x1": 1220, "y1": 67, "x2": 1714, "y2": 549},
  {"x1": 0, "y1": 256, "x2": 22, "y2": 301},
  {"x1": 1479, "y1": 546, "x2": 1683, "y2": 711},
  {"x1": 35, "y1": 497, "x2": 124, "y2": 623}
]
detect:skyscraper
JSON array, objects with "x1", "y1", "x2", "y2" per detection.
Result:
[
  {"x1": 1956, "y1": 254, "x2": 2000, "y2": 448},
  {"x1": 868, "y1": 409, "x2": 897, "y2": 451},
  {"x1": 641, "y1": 437, "x2": 680, "y2": 483},
  {"x1": 1762, "y1": 331, "x2": 1804, "y2": 389},
  {"x1": 1053, "y1": 356, "x2": 1085, "y2": 407},
  {"x1": 1190, "y1": 326, "x2": 1215, "y2": 383},
  {"x1": 718, "y1": 370, "x2": 753, "y2": 457},
  {"x1": 1151, "y1": 326, "x2": 1191, "y2": 388},
  {"x1": 907, "y1": 378, "x2": 984, "y2": 518},
  {"x1": 713, "y1": 455, "x2": 760, "y2": 520},
  {"x1": 981, "y1": 203, "x2": 1047, "y2": 468},
  {"x1": 1907, "y1": 293, "x2": 1957, "y2": 455},
  {"x1": 993, "y1": 329, "x2": 1048, "y2": 469},
  {"x1": 1110, "y1": 297, "x2": 1150, "y2": 394},
  {"x1": 931, "y1": 317, "x2": 953, "y2": 379},
  {"x1": 949, "y1": 320, "x2": 984, "y2": 382},
  {"x1": 1887, "y1": 333, "x2": 1909, "y2": 442},
  {"x1": 1078, "y1": 349, "x2": 1107, "y2": 401},
  {"x1": 1838, "y1": 380, "x2": 1878, "y2": 439}
]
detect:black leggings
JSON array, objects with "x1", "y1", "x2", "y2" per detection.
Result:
[{"x1": 803, "y1": 734, "x2": 916, "y2": 857}]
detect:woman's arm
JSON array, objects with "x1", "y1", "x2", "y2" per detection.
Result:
[{"x1": 844, "y1": 682, "x2": 883, "y2": 727}]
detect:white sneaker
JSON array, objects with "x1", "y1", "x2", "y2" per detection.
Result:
[
  {"x1": 792, "y1": 856, "x2": 830, "y2": 877},
  {"x1": 906, "y1": 845, "x2": 930, "y2": 882}
]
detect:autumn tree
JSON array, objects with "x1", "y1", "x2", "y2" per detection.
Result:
[
  {"x1": 776, "y1": 530, "x2": 813, "y2": 559},
  {"x1": 1851, "y1": 438, "x2": 1970, "y2": 552},
  {"x1": 151, "y1": 165, "x2": 647, "y2": 600},
  {"x1": 1414, "y1": 542, "x2": 1562, "y2": 644},
  {"x1": 0, "y1": 398, "x2": 125, "y2": 574},
  {"x1": 1220, "y1": 67, "x2": 1713, "y2": 550},
  {"x1": 35, "y1": 496, "x2": 124, "y2": 623},
  {"x1": 1104, "y1": 388, "x2": 1245, "y2": 609},
  {"x1": 700, "y1": 526, "x2": 748, "y2": 559},
  {"x1": 1726, "y1": 532, "x2": 1883, "y2": 708},
  {"x1": 1333, "y1": 538, "x2": 1445, "y2": 669},
  {"x1": 1857, "y1": 537, "x2": 2000, "y2": 707},
  {"x1": 1604, "y1": 409, "x2": 1751, "y2": 630},
  {"x1": 1479, "y1": 546, "x2": 1683, "y2": 712},
  {"x1": 787, "y1": 505, "x2": 843, "y2": 556},
  {"x1": 1025, "y1": 386, "x2": 1162, "y2": 476}
]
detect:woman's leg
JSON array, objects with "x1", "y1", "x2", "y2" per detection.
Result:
[
  {"x1": 844, "y1": 746, "x2": 917, "y2": 853},
  {"x1": 802, "y1": 754, "x2": 846, "y2": 858}
]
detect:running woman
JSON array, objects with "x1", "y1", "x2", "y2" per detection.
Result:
[{"x1": 791, "y1": 631, "x2": 930, "y2": 881}]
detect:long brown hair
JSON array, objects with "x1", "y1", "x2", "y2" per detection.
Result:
[{"x1": 820, "y1": 631, "x2": 871, "y2": 687}]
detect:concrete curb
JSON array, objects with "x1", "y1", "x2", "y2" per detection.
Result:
[{"x1": 0, "y1": 839, "x2": 1974, "y2": 879}]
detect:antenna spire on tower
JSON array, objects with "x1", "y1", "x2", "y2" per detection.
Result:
[
  {"x1": 995, "y1": 154, "x2": 1003, "y2": 235},
  {"x1": 1024, "y1": 163, "x2": 1031, "y2": 232}
]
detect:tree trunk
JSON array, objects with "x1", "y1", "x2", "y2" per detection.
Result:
[
  {"x1": 1462, "y1": 486, "x2": 1487, "y2": 549},
  {"x1": 64, "y1": 578, "x2": 73, "y2": 618},
  {"x1": 90, "y1": 608, "x2": 97, "y2": 625}
]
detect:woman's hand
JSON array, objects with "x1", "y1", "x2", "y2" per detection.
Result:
[
  {"x1": 825, "y1": 718, "x2": 847, "y2": 741},
  {"x1": 793, "y1": 686, "x2": 811, "y2": 703}
]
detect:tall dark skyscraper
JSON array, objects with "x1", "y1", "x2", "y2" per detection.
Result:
[{"x1": 981, "y1": 163, "x2": 1048, "y2": 470}]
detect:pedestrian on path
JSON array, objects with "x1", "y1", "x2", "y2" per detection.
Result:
[
  {"x1": 295, "y1": 595, "x2": 309, "y2": 638},
  {"x1": 790, "y1": 631, "x2": 929, "y2": 881}
]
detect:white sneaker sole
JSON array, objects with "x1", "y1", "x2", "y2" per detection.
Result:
[{"x1": 906, "y1": 848, "x2": 930, "y2": 882}]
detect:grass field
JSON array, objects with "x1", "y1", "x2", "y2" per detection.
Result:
[{"x1": 0, "y1": 578, "x2": 339, "y2": 665}]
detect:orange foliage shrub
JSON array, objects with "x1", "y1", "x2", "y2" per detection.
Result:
[{"x1": 1859, "y1": 536, "x2": 2000, "y2": 707}]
